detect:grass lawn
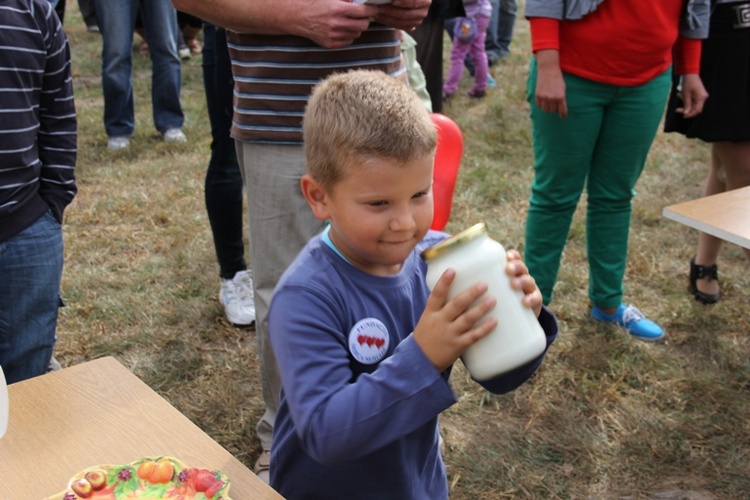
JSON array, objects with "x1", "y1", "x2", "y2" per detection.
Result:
[{"x1": 55, "y1": 2, "x2": 750, "y2": 498}]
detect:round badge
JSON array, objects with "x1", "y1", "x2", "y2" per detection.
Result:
[{"x1": 348, "y1": 318, "x2": 390, "y2": 365}]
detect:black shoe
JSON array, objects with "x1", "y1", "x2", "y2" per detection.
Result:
[{"x1": 689, "y1": 256, "x2": 721, "y2": 304}]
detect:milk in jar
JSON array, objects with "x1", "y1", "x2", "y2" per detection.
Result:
[{"x1": 421, "y1": 223, "x2": 546, "y2": 380}]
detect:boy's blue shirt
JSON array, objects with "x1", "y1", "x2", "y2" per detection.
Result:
[{"x1": 268, "y1": 230, "x2": 558, "y2": 498}]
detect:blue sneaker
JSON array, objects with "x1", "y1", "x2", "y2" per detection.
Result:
[
  {"x1": 487, "y1": 74, "x2": 497, "y2": 88},
  {"x1": 591, "y1": 304, "x2": 665, "y2": 342}
]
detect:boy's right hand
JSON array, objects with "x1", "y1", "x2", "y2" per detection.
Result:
[{"x1": 414, "y1": 269, "x2": 498, "y2": 372}]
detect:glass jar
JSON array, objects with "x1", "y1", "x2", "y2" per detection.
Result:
[{"x1": 421, "y1": 223, "x2": 546, "y2": 380}]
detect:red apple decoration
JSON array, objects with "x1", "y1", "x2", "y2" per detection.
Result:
[
  {"x1": 205, "y1": 479, "x2": 224, "y2": 499},
  {"x1": 192, "y1": 469, "x2": 217, "y2": 493}
]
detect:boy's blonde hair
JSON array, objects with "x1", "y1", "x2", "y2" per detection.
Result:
[{"x1": 303, "y1": 70, "x2": 437, "y2": 190}]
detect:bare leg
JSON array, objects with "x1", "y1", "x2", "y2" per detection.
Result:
[
  {"x1": 694, "y1": 141, "x2": 750, "y2": 295},
  {"x1": 715, "y1": 141, "x2": 750, "y2": 260}
]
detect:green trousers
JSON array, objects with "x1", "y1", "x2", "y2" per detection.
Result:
[{"x1": 524, "y1": 60, "x2": 671, "y2": 307}]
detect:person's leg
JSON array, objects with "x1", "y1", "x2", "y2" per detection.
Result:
[
  {"x1": 443, "y1": 38, "x2": 472, "y2": 96},
  {"x1": 446, "y1": 17, "x2": 476, "y2": 77},
  {"x1": 203, "y1": 25, "x2": 252, "y2": 324},
  {"x1": 236, "y1": 142, "x2": 325, "y2": 453},
  {"x1": 695, "y1": 141, "x2": 750, "y2": 272},
  {"x1": 485, "y1": 0, "x2": 501, "y2": 62},
  {"x1": 140, "y1": 0, "x2": 184, "y2": 134},
  {"x1": 525, "y1": 60, "x2": 607, "y2": 304},
  {"x1": 495, "y1": 0, "x2": 517, "y2": 59},
  {"x1": 714, "y1": 142, "x2": 750, "y2": 259},
  {"x1": 468, "y1": 16, "x2": 490, "y2": 94},
  {"x1": 95, "y1": 0, "x2": 138, "y2": 138},
  {"x1": 202, "y1": 25, "x2": 247, "y2": 280},
  {"x1": 692, "y1": 146, "x2": 727, "y2": 297},
  {"x1": 411, "y1": 16, "x2": 446, "y2": 113},
  {"x1": 0, "y1": 212, "x2": 63, "y2": 384},
  {"x1": 585, "y1": 70, "x2": 671, "y2": 309},
  {"x1": 181, "y1": 12, "x2": 203, "y2": 54},
  {"x1": 78, "y1": 0, "x2": 98, "y2": 31},
  {"x1": 135, "y1": 9, "x2": 148, "y2": 53}
]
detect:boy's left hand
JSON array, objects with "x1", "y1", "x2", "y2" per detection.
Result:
[{"x1": 505, "y1": 249, "x2": 543, "y2": 318}]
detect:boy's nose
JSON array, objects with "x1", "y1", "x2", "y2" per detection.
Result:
[{"x1": 389, "y1": 208, "x2": 416, "y2": 232}]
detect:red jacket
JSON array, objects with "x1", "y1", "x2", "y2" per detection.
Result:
[{"x1": 529, "y1": 0, "x2": 701, "y2": 86}]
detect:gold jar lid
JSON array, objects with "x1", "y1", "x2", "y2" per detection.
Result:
[{"x1": 421, "y1": 222, "x2": 487, "y2": 261}]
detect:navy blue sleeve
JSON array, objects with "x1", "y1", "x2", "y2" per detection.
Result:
[{"x1": 474, "y1": 305, "x2": 558, "y2": 394}]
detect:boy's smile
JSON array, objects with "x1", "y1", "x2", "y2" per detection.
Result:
[{"x1": 304, "y1": 153, "x2": 435, "y2": 277}]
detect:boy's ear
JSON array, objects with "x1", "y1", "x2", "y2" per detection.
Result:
[{"x1": 300, "y1": 174, "x2": 331, "y2": 221}]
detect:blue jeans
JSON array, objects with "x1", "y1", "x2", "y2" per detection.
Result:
[
  {"x1": 202, "y1": 24, "x2": 247, "y2": 280},
  {"x1": 94, "y1": 0, "x2": 183, "y2": 137},
  {"x1": 0, "y1": 212, "x2": 63, "y2": 384},
  {"x1": 486, "y1": 0, "x2": 517, "y2": 59}
]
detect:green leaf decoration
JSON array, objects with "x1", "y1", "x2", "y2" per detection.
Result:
[{"x1": 139, "y1": 482, "x2": 170, "y2": 498}]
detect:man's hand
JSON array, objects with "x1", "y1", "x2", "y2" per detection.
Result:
[
  {"x1": 373, "y1": 0, "x2": 431, "y2": 32},
  {"x1": 414, "y1": 269, "x2": 498, "y2": 373},
  {"x1": 294, "y1": 0, "x2": 380, "y2": 48},
  {"x1": 171, "y1": 0, "x2": 379, "y2": 48}
]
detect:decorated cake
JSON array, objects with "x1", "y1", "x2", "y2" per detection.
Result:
[{"x1": 47, "y1": 456, "x2": 230, "y2": 499}]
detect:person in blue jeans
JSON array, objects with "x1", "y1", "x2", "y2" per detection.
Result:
[
  {"x1": 78, "y1": 0, "x2": 99, "y2": 32},
  {"x1": 201, "y1": 23, "x2": 256, "y2": 326},
  {"x1": 485, "y1": 0, "x2": 516, "y2": 65},
  {"x1": 0, "y1": 0, "x2": 77, "y2": 384},
  {"x1": 94, "y1": 0, "x2": 185, "y2": 150}
]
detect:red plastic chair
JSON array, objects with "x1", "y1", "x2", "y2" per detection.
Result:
[{"x1": 430, "y1": 113, "x2": 463, "y2": 231}]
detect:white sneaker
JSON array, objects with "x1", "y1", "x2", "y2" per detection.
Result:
[
  {"x1": 163, "y1": 128, "x2": 187, "y2": 143},
  {"x1": 107, "y1": 136, "x2": 130, "y2": 150},
  {"x1": 219, "y1": 270, "x2": 256, "y2": 325}
]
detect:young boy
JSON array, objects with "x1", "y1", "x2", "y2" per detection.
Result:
[{"x1": 267, "y1": 70, "x2": 558, "y2": 498}]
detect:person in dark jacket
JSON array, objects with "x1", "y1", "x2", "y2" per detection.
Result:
[
  {"x1": 411, "y1": 0, "x2": 465, "y2": 113},
  {"x1": 0, "y1": 0, "x2": 77, "y2": 384}
]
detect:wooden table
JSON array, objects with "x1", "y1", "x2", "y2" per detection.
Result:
[
  {"x1": 662, "y1": 185, "x2": 750, "y2": 249},
  {"x1": 0, "y1": 356, "x2": 282, "y2": 499}
]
